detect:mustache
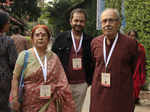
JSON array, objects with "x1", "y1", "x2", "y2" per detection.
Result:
[
  {"x1": 74, "y1": 25, "x2": 82, "y2": 28},
  {"x1": 104, "y1": 26, "x2": 113, "y2": 30}
]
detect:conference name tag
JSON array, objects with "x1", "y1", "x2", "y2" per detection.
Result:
[
  {"x1": 72, "y1": 58, "x2": 82, "y2": 70},
  {"x1": 101, "y1": 73, "x2": 111, "y2": 87},
  {"x1": 40, "y1": 85, "x2": 51, "y2": 99}
]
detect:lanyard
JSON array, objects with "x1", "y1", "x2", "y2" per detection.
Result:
[
  {"x1": 103, "y1": 33, "x2": 118, "y2": 69},
  {"x1": 33, "y1": 47, "x2": 47, "y2": 82},
  {"x1": 71, "y1": 31, "x2": 83, "y2": 56}
]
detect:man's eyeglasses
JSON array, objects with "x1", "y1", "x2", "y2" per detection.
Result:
[{"x1": 101, "y1": 18, "x2": 118, "y2": 24}]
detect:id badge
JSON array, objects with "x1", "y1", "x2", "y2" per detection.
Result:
[
  {"x1": 40, "y1": 85, "x2": 51, "y2": 99},
  {"x1": 101, "y1": 73, "x2": 111, "y2": 87},
  {"x1": 72, "y1": 58, "x2": 82, "y2": 70}
]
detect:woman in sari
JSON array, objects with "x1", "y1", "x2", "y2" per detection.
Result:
[{"x1": 10, "y1": 24, "x2": 75, "y2": 112}]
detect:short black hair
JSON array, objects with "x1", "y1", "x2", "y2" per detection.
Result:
[
  {"x1": 127, "y1": 30, "x2": 138, "y2": 39},
  {"x1": 0, "y1": 10, "x2": 9, "y2": 31},
  {"x1": 70, "y1": 8, "x2": 87, "y2": 21}
]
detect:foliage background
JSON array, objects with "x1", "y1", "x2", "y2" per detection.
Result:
[
  {"x1": 125, "y1": 0, "x2": 150, "y2": 87},
  {"x1": 11, "y1": 0, "x2": 41, "y2": 21},
  {"x1": 124, "y1": 0, "x2": 150, "y2": 88},
  {"x1": 1, "y1": 0, "x2": 41, "y2": 33}
]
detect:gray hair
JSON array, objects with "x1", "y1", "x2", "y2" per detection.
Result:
[{"x1": 101, "y1": 8, "x2": 121, "y2": 21}]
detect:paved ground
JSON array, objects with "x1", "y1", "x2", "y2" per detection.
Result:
[
  {"x1": 135, "y1": 105, "x2": 150, "y2": 112},
  {"x1": 82, "y1": 86, "x2": 150, "y2": 112}
]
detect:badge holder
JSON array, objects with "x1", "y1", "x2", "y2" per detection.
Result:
[
  {"x1": 40, "y1": 85, "x2": 51, "y2": 99},
  {"x1": 72, "y1": 58, "x2": 82, "y2": 70},
  {"x1": 101, "y1": 68, "x2": 111, "y2": 87}
]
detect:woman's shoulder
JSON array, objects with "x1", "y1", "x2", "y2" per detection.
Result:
[
  {"x1": 47, "y1": 51, "x2": 56, "y2": 58},
  {"x1": 47, "y1": 51, "x2": 61, "y2": 61},
  {"x1": 18, "y1": 48, "x2": 32, "y2": 58}
]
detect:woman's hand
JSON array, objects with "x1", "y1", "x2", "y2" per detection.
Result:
[{"x1": 10, "y1": 99, "x2": 21, "y2": 112}]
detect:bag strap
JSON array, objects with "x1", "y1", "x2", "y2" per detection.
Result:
[
  {"x1": 19, "y1": 50, "x2": 29, "y2": 88},
  {"x1": 38, "y1": 96, "x2": 62, "y2": 112},
  {"x1": 38, "y1": 97, "x2": 54, "y2": 112}
]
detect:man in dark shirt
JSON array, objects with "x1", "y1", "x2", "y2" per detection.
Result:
[{"x1": 52, "y1": 8, "x2": 94, "y2": 112}]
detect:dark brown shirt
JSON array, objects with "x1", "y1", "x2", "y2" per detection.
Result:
[
  {"x1": 90, "y1": 33, "x2": 138, "y2": 112},
  {"x1": 67, "y1": 39, "x2": 86, "y2": 84}
]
